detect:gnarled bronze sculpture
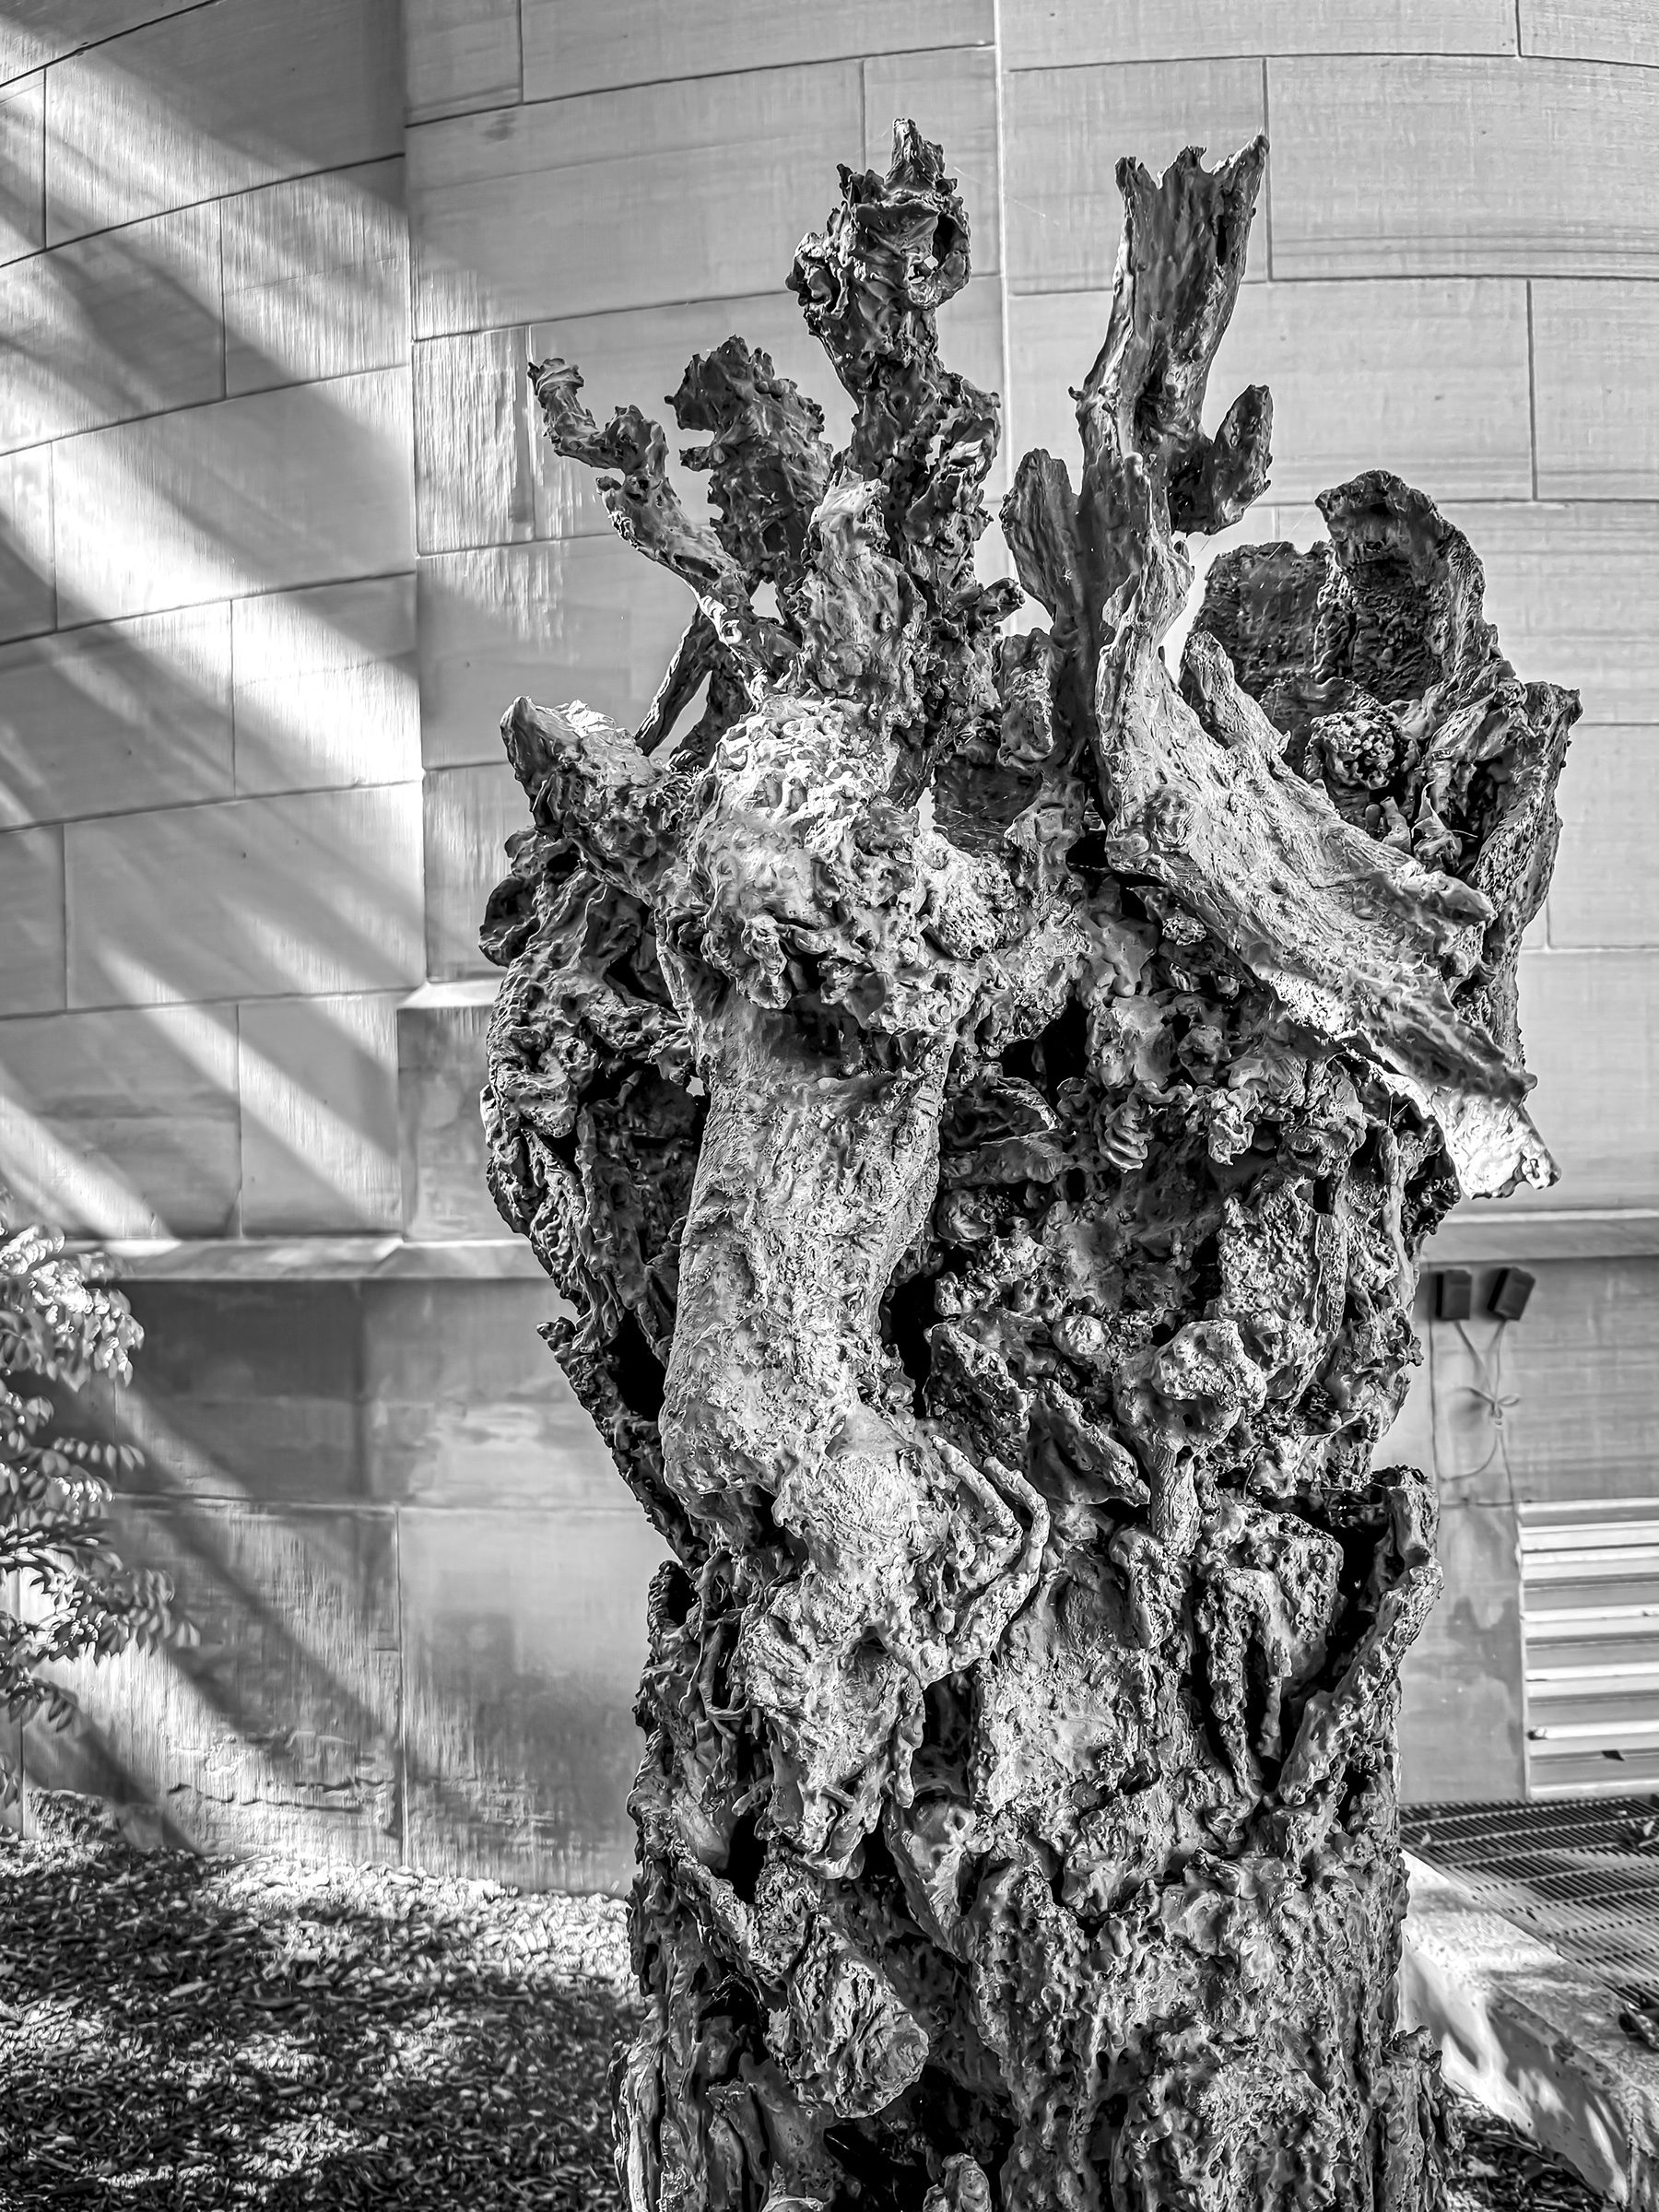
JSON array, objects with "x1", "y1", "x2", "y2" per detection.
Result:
[{"x1": 480, "y1": 126, "x2": 1573, "y2": 2212}]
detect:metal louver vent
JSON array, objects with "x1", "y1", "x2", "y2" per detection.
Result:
[{"x1": 1521, "y1": 1498, "x2": 1659, "y2": 1799}]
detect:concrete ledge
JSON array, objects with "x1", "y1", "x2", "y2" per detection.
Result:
[
  {"x1": 69, "y1": 1236, "x2": 545, "y2": 1282},
  {"x1": 398, "y1": 981, "x2": 499, "y2": 1011},
  {"x1": 1401, "y1": 1850, "x2": 1659, "y2": 2206},
  {"x1": 68, "y1": 1210, "x2": 1659, "y2": 1278},
  {"x1": 68, "y1": 1214, "x2": 1659, "y2": 1277},
  {"x1": 1425, "y1": 1207, "x2": 1659, "y2": 1262}
]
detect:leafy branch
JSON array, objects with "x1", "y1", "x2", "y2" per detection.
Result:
[{"x1": 0, "y1": 1204, "x2": 191, "y2": 1805}]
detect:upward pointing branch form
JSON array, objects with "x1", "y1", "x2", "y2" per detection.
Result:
[{"x1": 480, "y1": 124, "x2": 1575, "y2": 2212}]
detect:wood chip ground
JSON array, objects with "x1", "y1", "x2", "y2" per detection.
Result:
[{"x1": 0, "y1": 1795, "x2": 1613, "y2": 2209}]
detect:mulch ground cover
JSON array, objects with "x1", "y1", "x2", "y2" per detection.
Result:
[
  {"x1": 1, "y1": 1796, "x2": 634, "y2": 2206},
  {"x1": 0, "y1": 1795, "x2": 1613, "y2": 2209}
]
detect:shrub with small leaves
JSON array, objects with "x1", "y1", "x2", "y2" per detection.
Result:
[{"x1": 0, "y1": 1202, "x2": 189, "y2": 1804}]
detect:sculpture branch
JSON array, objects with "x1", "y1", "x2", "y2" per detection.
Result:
[{"x1": 483, "y1": 122, "x2": 1577, "y2": 2212}]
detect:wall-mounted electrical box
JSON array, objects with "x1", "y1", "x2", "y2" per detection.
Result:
[
  {"x1": 1433, "y1": 1269, "x2": 1473, "y2": 1322},
  {"x1": 1488, "y1": 1266, "x2": 1536, "y2": 1321}
]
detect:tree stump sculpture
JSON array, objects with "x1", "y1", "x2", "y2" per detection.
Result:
[{"x1": 480, "y1": 126, "x2": 1574, "y2": 2212}]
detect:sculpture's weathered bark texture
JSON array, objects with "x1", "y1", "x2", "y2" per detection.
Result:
[{"x1": 480, "y1": 127, "x2": 1575, "y2": 2212}]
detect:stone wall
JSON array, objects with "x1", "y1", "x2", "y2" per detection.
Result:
[
  {"x1": 0, "y1": 0, "x2": 420, "y2": 1238},
  {"x1": 22, "y1": 1260, "x2": 665, "y2": 1888},
  {"x1": 404, "y1": 1, "x2": 1659, "y2": 1217},
  {"x1": 4, "y1": 0, "x2": 1658, "y2": 1877}
]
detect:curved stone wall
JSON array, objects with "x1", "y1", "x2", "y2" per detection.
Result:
[
  {"x1": 6, "y1": 2, "x2": 1659, "y2": 1865},
  {"x1": 406, "y1": 2, "x2": 1659, "y2": 1234},
  {"x1": 399, "y1": 0, "x2": 1659, "y2": 1816},
  {"x1": 0, "y1": 0, "x2": 419, "y2": 1241}
]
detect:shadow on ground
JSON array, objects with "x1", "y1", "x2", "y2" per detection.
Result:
[
  {"x1": 0, "y1": 1794, "x2": 1614, "y2": 2211},
  {"x1": 0, "y1": 1794, "x2": 635, "y2": 2207}
]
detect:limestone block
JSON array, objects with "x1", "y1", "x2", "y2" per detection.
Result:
[
  {"x1": 522, "y1": 0, "x2": 990, "y2": 100},
  {"x1": 1503, "y1": 951, "x2": 1659, "y2": 1210},
  {"x1": 530, "y1": 287, "x2": 1002, "y2": 528},
  {"x1": 1269, "y1": 55, "x2": 1659, "y2": 276},
  {"x1": 0, "y1": 2, "x2": 204, "y2": 82},
  {"x1": 0, "y1": 1001, "x2": 241, "y2": 1235},
  {"x1": 1005, "y1": 61, "x2": 1265, "y2": 291},
  {"x1": 0, "y1": 201, "x2": 223, "y2": 453},
  {"x1": 399, "y1": 1504, "x2": 667, "y2": 1889},
  {"x1": 1012, "y1": 279, "x2": 1533, "y2": 504},
  {"x1": 403, "y1": 0, "x2": 521, "y2": 124},
  {"x1": 423, "y1": 759, "x2": 529, "y2": 979},
  {"x1": 407, "y1": 64, "x2": 863, "y2": 336},
  {"x1": 523, "y1": 295, "x2": 852, "y2": 543},
  {"x1": 1521, "y1": 0, "x2": 1659, "y2": 64},
  {"x1": 1434, "y1": 1257, "x2": 1659, "y2": 1507},
  {"x1": 1397, "y1": 1500, "x2": 1526, "y2": 1803},
  {"x1": 0, "y1": 822, "x2": 63, "y2": 1013},
  {"x1": 1548, "y1": 730, "x2": 1659, "y2": 948},
  {"x1": 395, "y1": 981, "x2": 502, "y2": 1241},
  {"x1": 413, "y1": 326, "x2": 542, "y2": 557},
  {"x1": 44, "y1": 0, "x2": 403, "y2": 245},
  {"x1": 238, "y1": 990, "x2": 403, "y2": 1235},
  {"x1": 1425, "y1": 1277, "x2": 1538, "y2": 1514},
  {"x1": 65, "y1": 784, "x2": 424, "y2": 1006},
  {"x1": 0, "y1": 71, "x2": 41, "y2": 265},
  {"x1": 1002, "y1": 0, "x2": 1518, "y2": 64},
  {"x1": 0, "y1": 440, "x2": 53, "y2": 641},
  {"x1": 418, "y1": 542, "x2": 696, "y2": 771},
  {"x1": 53, "y1": 1275, "x2": 618, "y2": 1513},
  {"x1": 863, "y1": 49, "x2": 1000, "y2": 272},
  {"x1": 26, "y1": 1497, "x2": 403, "y2": 1866},
  {"x1": 0, "y1": 604, "x2": 233, "y2": 825},
  {"x1": 56, "y1": 1278, "x2": 368, "y2": 1505},
  {"x1": 360, "y1": 1279, "x2": 619, "y2": 1511},
  {"x1": 231, "y1": 575, "x2": 418, "y2": 795},
  {"x1": 1265, "y1": 491, "x2": 1659, "y2": 736},
  {"x1": 222, "y1": 156, "x2": 409, "y2": 397},
  {"x1": 51, "y1": 367, "x2": 415, "y2": 624},
  {"x1": 415, "y1": 284, "x2": 1002, "y2": 557},
  {"x1": 1534, "y1": 279, "x2": 1659, "y2": 500},
  {"x1": 1441, "y1": 500, "x2": 1659, "y2": 729}
]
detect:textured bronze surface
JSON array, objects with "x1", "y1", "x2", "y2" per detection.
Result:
[{"x1": 480, "y1": 124, "x2": 1575, "y2": 2212}]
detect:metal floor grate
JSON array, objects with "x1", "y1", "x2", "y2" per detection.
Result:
[{"x1": 1403, "y1": 1795, "x2": 1659, "y2": 2002}]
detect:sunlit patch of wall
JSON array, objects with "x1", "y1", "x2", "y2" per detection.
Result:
[
  {"x1": 403, "y1": 3, "x2": 1012, "y2": 981},
  {"x1": 0, "y1": 0, "x2": 418, "y2": 1238},
  {"x1": 25, "y1": 1265, "x2": 665, "y2": 1886}
]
